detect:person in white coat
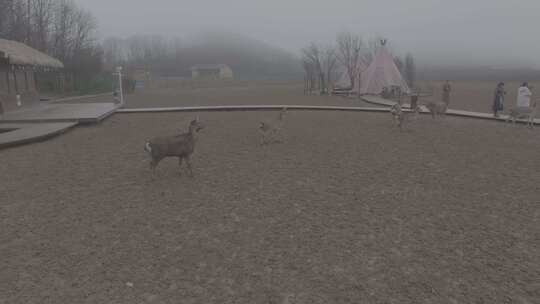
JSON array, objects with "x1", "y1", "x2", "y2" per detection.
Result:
[{"x1": 516, "y1": 82, "x2": 532, "y2": 112}]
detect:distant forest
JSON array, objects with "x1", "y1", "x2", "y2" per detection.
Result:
[
  {"x1": 0, "y1": 0, "x2": 304, "y2": 94},
  {"x1": 102, "y1": 32, "x2": 304, "y2": 80},
  {"x1": 0, "y1": 0, "x2": 103, "y2": 93},
  {"x1": 3, "y1": 0, "x2": 537, "y2": 90}
]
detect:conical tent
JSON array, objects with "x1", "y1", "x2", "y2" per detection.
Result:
[{"x1": 359, "y1": 42, "x2": 409, "y2": 95}]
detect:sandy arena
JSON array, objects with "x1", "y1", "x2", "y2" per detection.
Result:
[{"x1": 1, "y1": 105, "x2": 539, "y2": 303}]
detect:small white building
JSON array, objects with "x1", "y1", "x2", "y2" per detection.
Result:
[{"x1": 189, "y1": 64, "x2": 233, "y2": 80}]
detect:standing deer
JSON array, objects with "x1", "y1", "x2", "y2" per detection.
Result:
[
  {"x1": 506, "y1": 101, "x2": 537, "y2": 128},
  {"x1": 259, "y1": 108, "x2": 287, "y2": 145},
  {"x1": 426, "y1": 100, "x2": 449, "y2": 119},
  {"x1": 390, "y1": 103, "x2": 422, "y2": 130},
  {"x1": 144, "y1": 117, "x2": 205, "y2": 176}
]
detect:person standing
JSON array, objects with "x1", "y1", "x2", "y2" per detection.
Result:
[
  {"x1": 516, "y1": 82, "x2": 532, "y2": 112},
  {"x1": 493, "y1": 82, "x2": 506, "y2": 117},
  {"x1": 442, "y1": 80, "x2": 451, "y2": 105}
]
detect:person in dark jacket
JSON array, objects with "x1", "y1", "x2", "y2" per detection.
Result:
[{"x1": 493, "y1": 82, "x2": 506, "y2": 117}]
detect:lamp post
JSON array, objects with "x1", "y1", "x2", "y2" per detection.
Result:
[{"x1": 115, "y1": 66, "x2": 124, "y2": 107}]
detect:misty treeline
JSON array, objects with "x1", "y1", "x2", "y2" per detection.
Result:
[
  {"x1": 101, "y1": 32, "x2": 303, "y2": 80},
  {"x1": 302, "y1": 32, "x2": 416, "y2": 94},
  {"x1": 0, "y1": 0, "x2": 103, "y2": 92}
]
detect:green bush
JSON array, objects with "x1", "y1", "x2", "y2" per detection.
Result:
[{"x1": 74, "y1": 74, "x2": 114, "y2": 95}]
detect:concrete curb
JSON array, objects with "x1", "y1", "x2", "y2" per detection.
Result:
[
  {"x1": 116, "y1": 105, "x2": 389, "y2": 114},
  {"x1": 0, "y1": 122, "x2": 78, "y2": 149}
]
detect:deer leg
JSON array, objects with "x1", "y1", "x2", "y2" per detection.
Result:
[
  {"x1": 276, "y1": 129, "x2": 283, "y2": 143},
  {"x1": 185, "y1": 155, "x2": 194, "y2": 177},
  {"x1": 178, "y1": 157, "x2": 183, "y2": 175},
  {"x1": 260, "y1": 133, "x2": 266, "y2": 146},
  {"x1": 150, "y1": 158, "x2": 159, "y2": 172}
]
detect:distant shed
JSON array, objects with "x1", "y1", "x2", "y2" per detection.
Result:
[
  {"x1": 190, "y1": 64, "x2": 233, "y2": 80},
  {"x1": 0, "y1": 38, "x2": 64, "y2": 113}
]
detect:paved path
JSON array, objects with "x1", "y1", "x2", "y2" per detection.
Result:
[
  {"x1": 0, "y1": 100, "x2": 118, "y2": 149},
  {"x1": 116, "y1": 105, "x2": 388, "y2": 114},
  {"x1": 0, "y1": 122, "x2": 77, "y2": 149},
  {"x1": 0, "y1": 102, "x2": 119, "y2": 124},
  {"x1": 362, "y1": 95, "x2": 540, "y2": 125}
]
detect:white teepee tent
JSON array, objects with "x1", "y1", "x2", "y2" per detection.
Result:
[{"x1": 359, "y1": 40, "x2": 410, "y2": 95}]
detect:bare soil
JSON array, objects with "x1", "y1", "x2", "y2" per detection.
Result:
[
  {"x1": 62, "y1": 80, "x2": 373, "y2": 108},
  {"x1": 1, "y1": 109, "x2": 539, "y2": 303}
]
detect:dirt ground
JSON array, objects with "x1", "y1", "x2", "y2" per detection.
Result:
[
  {"x1": 64, "y1": 80, "x2": 373, "y2": 108},
  {"x1": 1, "y1": 110, "x2": 539, "y2": 303}
]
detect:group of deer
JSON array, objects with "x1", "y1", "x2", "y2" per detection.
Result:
[
  {"x1": 390, "y1": 99, "x2": 449, "y2": 130},
  {"x1": 144, "y1": 109, "x2": 287, "y2": 177},
  {"x1": 391, "y1": 98, "x2": 537, "y2": 130}
]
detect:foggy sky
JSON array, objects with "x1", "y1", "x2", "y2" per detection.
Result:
[{"x1": 75, "y1": 0, "x2": 540, "y2": 68}]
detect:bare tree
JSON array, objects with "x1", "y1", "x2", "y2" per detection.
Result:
[
  {"x1": 0, "y1": 0, "x2": 105, "y2": 93},
  {"x1": 302, "y1": 43, "x2": 323, "y2": 93},
  {"x1": 1, "y1": 0, "x2": 28, "y2": 42},
  {"x1": 102, "y1": 36, "x2": 125, "y2": 70},
  {"x1": 30, "y1": 0, "x2": 53, "y2": 51},
  {"x1": 0, "y1": 0, "x2": 15, "y2": 37},
  {"x1": 336, "y1": 31, "x2": 363, "y2": 88},
  {"x1": 302, "y1": 43, "x2": 338, "y2": 94},
  {"x1": 322, "y1": 46, "x2": 338, "y2": 94},
  {"x1": 71, "y1": 8, "x2": 95, "y2": 53},
  {"x1": 51, "y1": 0, "x2": 76, "y2": 61},
  {"x1": 302, "y1": 59, "x2": 316, "y2": 94}
]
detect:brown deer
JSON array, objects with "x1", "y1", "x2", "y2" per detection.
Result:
[
  {"x1": 144, "y1": 117, "x2": 205, "y2": 176},
  {"x1": 259, "y1": 108, "x2": 287, "y2": 145},
  {"x1": 425, "y1": 100, "x2": 448, "y2": 119},
  {"x1": 390, "y1": 103, "x2": 422, "y2": 130},
  {"x1": 506, "y1": 101, "x2": 537, "y2": 128}
]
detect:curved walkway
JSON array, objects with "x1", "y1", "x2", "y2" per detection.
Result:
[
  {"x1": 0, "y1": 101, "x2": 118, "y2": 149},
  {"x1": 362, "y1": 95, "x2": 540, "y2": 125},
  {"x1": 116, "y1": 104, "x2": 387, "y2": 114},
  {"x1": 0, "y1": 122, "x2": 77, "y2": 149}
]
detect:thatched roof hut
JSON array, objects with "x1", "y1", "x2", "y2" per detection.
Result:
[
  {"x1": 0, "y1": 38, "x2": 64, "y2": 69},
  {"x1": 0, "y1": 39, "x2": 64, "y2": 113}
]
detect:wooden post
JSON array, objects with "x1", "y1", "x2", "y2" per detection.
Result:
[
  {"x1": 6, "y1": 69, "x2": 10, "y2": 94},
  {"x1": 12, "y1": 66, "x2": 18, "y2": 94},
  {"x1": 24, "y1": 68, "x2": 29, "y2": 92}
]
